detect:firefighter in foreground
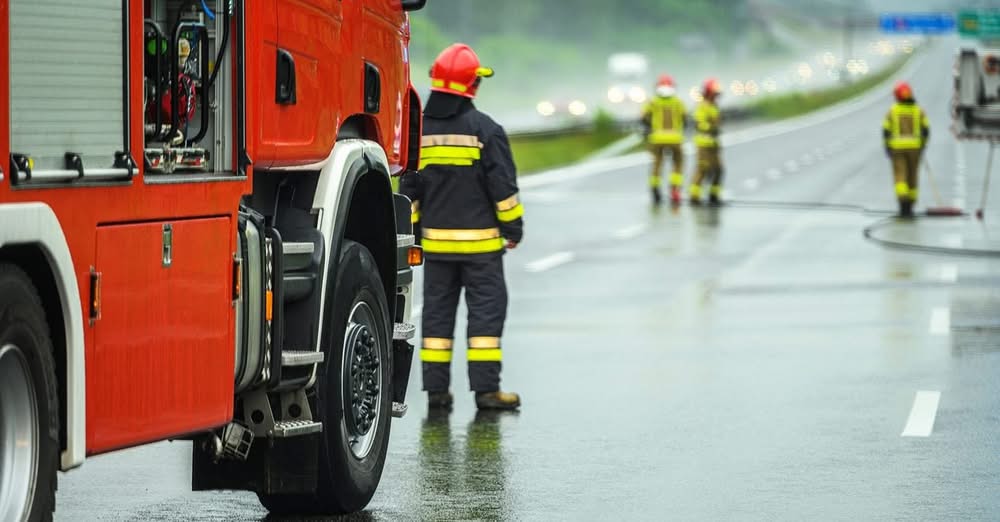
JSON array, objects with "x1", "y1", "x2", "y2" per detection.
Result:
[
  {"x1": 641, "y1": 74, "x2": 687, "y2": 205},
  {"x1": 883, "y1": 81, "x2": 930, "y2": 218},
  {"x1": 400, "y1": 43, "x2": 523, "y2": 411},
  {"x1": 689, "y1": 78, "x2": 724, "y2": 205}
]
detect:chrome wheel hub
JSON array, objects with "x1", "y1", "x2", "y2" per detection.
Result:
[
  {"x1": 341, "y1": 302, "x2": 382, "y2": 459},
  {"x1": 0, "y1": 344, "x2": 39, "y2": 522}
]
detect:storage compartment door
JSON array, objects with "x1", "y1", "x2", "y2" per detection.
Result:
[{"x1": 88, "y1": 217, "x2": 234, "y2": 453}]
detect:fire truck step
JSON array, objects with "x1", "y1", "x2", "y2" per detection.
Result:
[
  {"x1": 393, "y1": 322, "x2": 416, "y2": 341},
  {"x1": 280, "y1": 350, "x2": 325, "y2": 366},
  {"x1": 391, "y1": 402, "x2": 408, "y2": 418},
  {"x1": 282, "y1": 241, "x2": 316, "y2": 271},
  {"x1": 270, "y1": 419, "x2": 323, "y2": 438}
]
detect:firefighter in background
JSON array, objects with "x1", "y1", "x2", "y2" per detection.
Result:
[
  {"x1": 883, "y1": 81, "x2": 929, "y2": 218},
  {"x1": 400, "y1": 43, "x2": 523, "y2": 411},
  {"x1": 641, "y1": 75, "x2": 687, "y2": 205},
  {"x1": 689, "y1": 78, "x2": 724, "y2": 205}
]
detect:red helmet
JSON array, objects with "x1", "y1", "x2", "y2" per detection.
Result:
[
  {"x1": 429, "y1": 43, "x2": 494, "y2": 98},
  {"x1": 657, "y1": 74, "x2": 674, "y2": 88},
  {"x1": 893, "y1": 81, "x2": 913, "y2": 101},
  {"x1": 703, "y1": 78, "x2": 722, "y2": 98}
]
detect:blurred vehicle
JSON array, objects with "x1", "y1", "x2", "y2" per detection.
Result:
[
  {"x1": 954, "y1": 46, "x2": 1000, "y2": 140},
  {"x1": 536, "y1": 98, "x2": 589, "y2": 118},
  {"x1": 606, "y1": 52, "x2": 650, "y2": 106}
]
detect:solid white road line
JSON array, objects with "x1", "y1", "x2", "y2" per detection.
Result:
[
  {"x1": 613, "y1": 223, "x2": 649, "y2": 240},
  {"x1": 525, "y1": 251, "x2": 575, "y2": 273},
  {"x1": 939, "y1": 264, "x2": 958, "y2": 283},
  {"x1": 929, "y1": 307, "x2": 950, "y2": 335},
  {"x1": 743, "y1": 177, "x2": 760, "y2": 190},
  {"x1": 901, "y1": 391, "x2": 942, "y2": 437}
]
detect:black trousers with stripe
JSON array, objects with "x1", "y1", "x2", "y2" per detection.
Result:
[{"x1": 421, "y1": 255, "x2": 507, "y2": 392}]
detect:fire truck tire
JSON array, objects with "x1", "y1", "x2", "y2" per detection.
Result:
[
  {"x1": 0, "y1": 264, "x2": 59, "y2": 522},
  {"x1": 259, "y1": 240, "x2": 391, "y2": 514}
]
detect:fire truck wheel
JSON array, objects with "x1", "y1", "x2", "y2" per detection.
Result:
[
  {"x1": 0, "y1": 264, "x2": 59, "y2": 522},
  {"x1": 259, "y1": 240, "x2": 391, "y2": 514}
]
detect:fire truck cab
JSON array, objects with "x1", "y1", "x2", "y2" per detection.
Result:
[{"x1": 0, "y1": 0, "x2": 425, "y2": 519}]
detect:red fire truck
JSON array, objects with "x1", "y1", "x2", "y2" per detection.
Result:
[{"x1": 0, "y1": 0, "x2": 426, "y2": 519}]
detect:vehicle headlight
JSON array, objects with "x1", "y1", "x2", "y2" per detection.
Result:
[
  {"x1": 628, "y1": 86, "x2": 646, "y2": 103},
  {"x1": 536, "y1": 101, "x2": 556, "y2": 117},
  {"x1": 568, "y1": 100, "x2": 587, "y2": 116},
  {"x1": 607, "y1": 87, "x2": 625, "y2": 104}
]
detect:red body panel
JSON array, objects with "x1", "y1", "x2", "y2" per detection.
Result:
[
  {"x1": 90, "y1": 218, "x2": 234, "y2": 453},
  {"x1": 0, "y1": 0, "x2": 415, "y2": 455}
]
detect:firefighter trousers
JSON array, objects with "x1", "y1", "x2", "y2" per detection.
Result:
[
  {"x1": 889, "y1": 149, "x2": 921, "y2": 202},
  {"x1": 690, "y1": 146, "x2": 724, "y2": 198},
  {"x1": 420, "y1": 256, "x2": 507, "y2": 393},
  {"x1": 649, "y1": 143, "x2": 685, "y2": 189}
]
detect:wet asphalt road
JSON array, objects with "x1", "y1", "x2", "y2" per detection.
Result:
[{"x1": 56, "y1": 41, "x2": 1000, "y2": 520}]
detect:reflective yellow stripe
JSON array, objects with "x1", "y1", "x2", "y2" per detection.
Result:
[
  {"x1": 421, "y1": 349, "x2": 453, "y2": 363},
  {"x1": 419, "y1": 157, "x2": 475, "y2": 169},
  {"x1": 411, "y1": 201, "x2": 420, "y2": 224},
  {"x1": 431, "y1": 78, "x2": 468, "y2": 93},
  {"x1": 422, "y1": 237, "x2": 505, "y2": 254},
  {"x1": 495, "y1": 194, "x2": 520, "y2": 212},
  {"x1": 496, "y1": 203, "x2": 524, "y2": 222},
  {"x1": 411, "y1": 211, "x2": 421, "y2": 224},
  {"x1": 467, "y1": 348, "x2": 502, "y2": 362},
  {"x1": 689, "y1": 184, "x2": 702, "y2": 197},
  {"x1": 649, "y1": 175, "x2": 662, "y2": 188},
  {"x1": 423, "y1": 337, "x2": 453, "y2": 350},
  {"x1": 468, "y1": 336, "x2": 501, "y2": 348},
  {"x1": 895, "y1": 181, "x2": 910, "y2": 196},
  {"x1": 908, "y1": 188, "x2": 919, "y2": 200},
  {"x1": 422, "y1": 134, "x2": 482, "y2": 148},
  {"x1": 669, "y1": 172, "x2": 684, "y2": 187},
  {"x1": 421, "y1": 145, "x2": 482, "y2": 161},
  {"x1": 423, "y1": 227, "x2": 499, "y2": 241},
  {"x1": 475, "y1": 66, "x2": 494, "y2": 78},
  {"x1": 694, "y1": 134, "x2": 717, "y2": 147}
]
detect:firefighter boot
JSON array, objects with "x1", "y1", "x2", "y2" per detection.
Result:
[
  {"x1": 651, "y1": 188, "x2": 663, "y2": 205},
  {"x1": 899, "y1": 200, "x2": 914, "y2": 218},
  {"x1": 708, "y1": 193, "x2": 721, "y2": 206},
  {"x1": 688, "y1": 184, "x2": 702, "y2": 206},
  {"x1": 428, "y1": 391, "x2": 454, "y2": 409},
  {"x1": 475, "y1": 391, "x2": 521, "y2": 411}
]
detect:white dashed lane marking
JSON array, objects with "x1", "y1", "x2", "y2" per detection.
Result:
[
  {"x1": 939, "y1": 264, "x2": 958, "y2": 283},
  {"x1": 929, "y1": 307, "x2": 950, "y2": 335},
  {"x1": 743, "y1": 178, "x2": 760, "y2": 190},
  {"x1": 766, "y1": 168, "x2": 782, "y2": 180},
  {"x1": 901, "y1": 391, "x2": 941, "y2": 437},
  {"x1": 525, "y1": 251, "x2": 575, "y2": 273},
  {"x1": 613, "y1": 223, "x2": 649, "y2": 240}
]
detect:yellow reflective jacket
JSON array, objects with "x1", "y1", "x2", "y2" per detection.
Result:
[
  {"x1": 642, "y1": 96, "x2": 686, "y2": 145},
  {"x1": 693, "y1": 100, "x2": 720, "y2": 148},
  {"x1": 883, "y1": 102, "x2": 929, "y2": 150}
]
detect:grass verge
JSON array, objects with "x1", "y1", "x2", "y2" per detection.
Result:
[
  {"x1": 510, "y1": 129, "x2": 626, "y2": 175},
  {"x1": 744, "y1": 55, "x2": 911, "y2": 119}
]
